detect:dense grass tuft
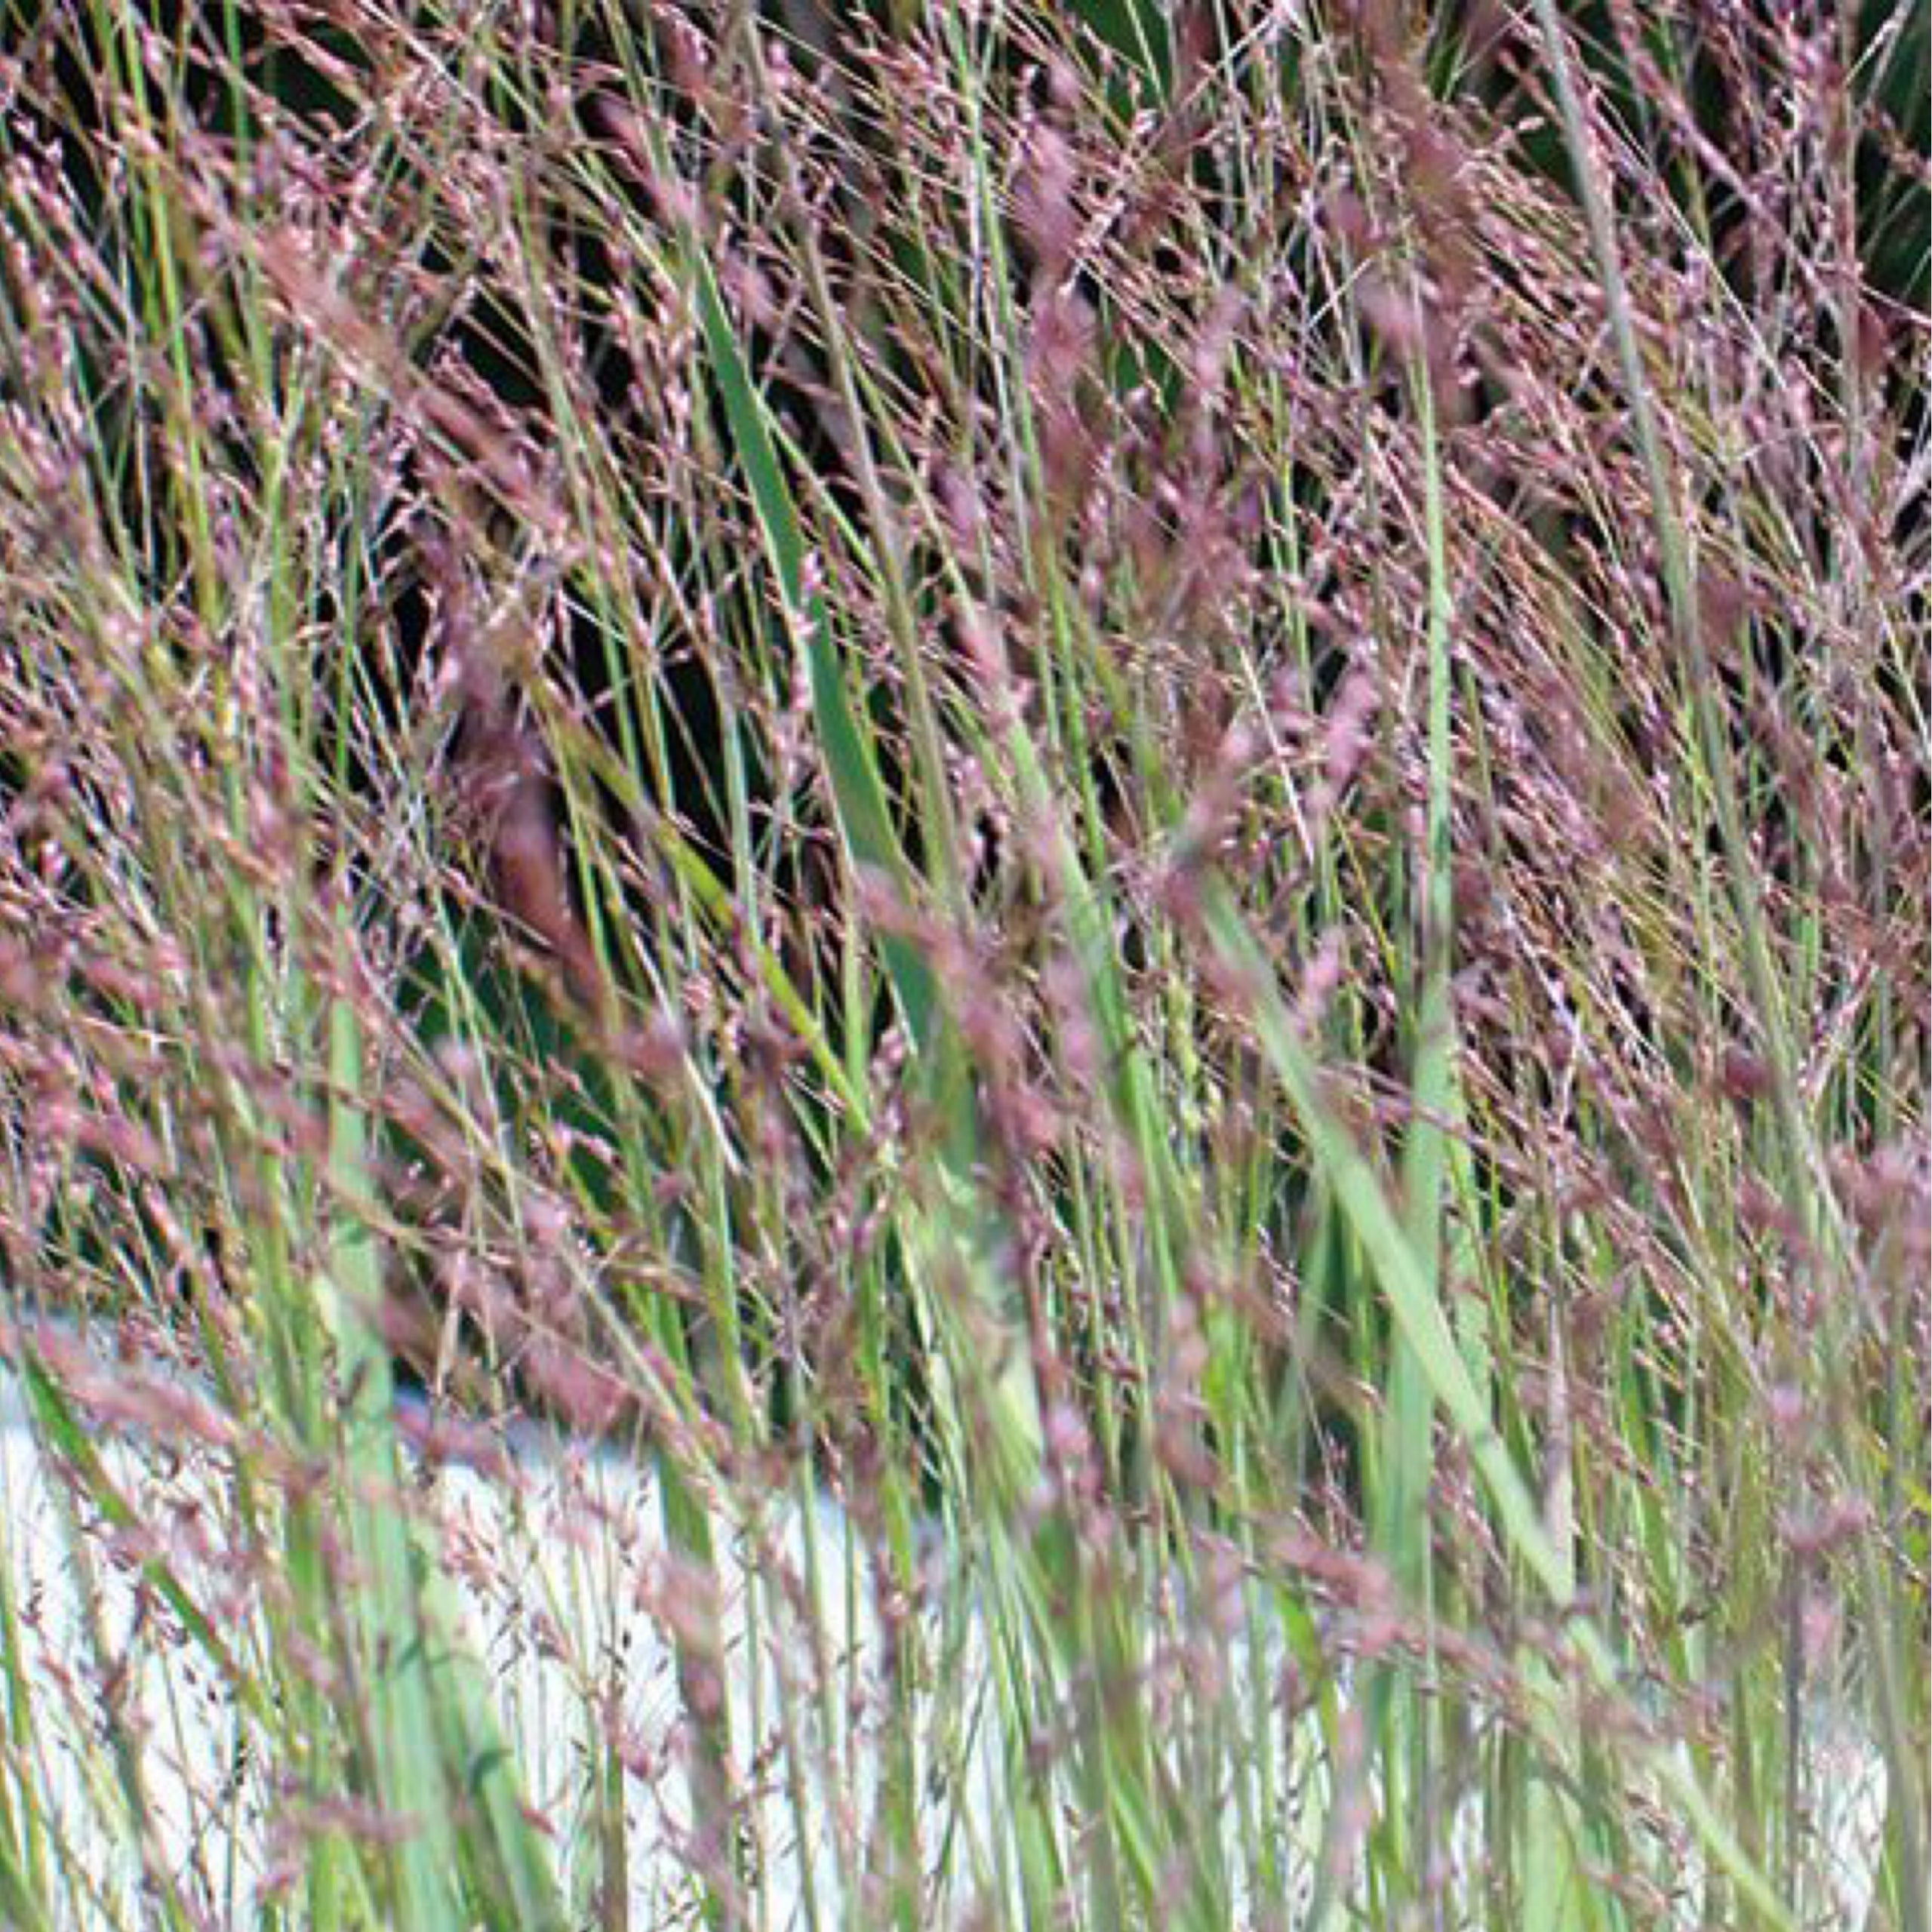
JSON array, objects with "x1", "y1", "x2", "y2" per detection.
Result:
[{"x1": 0, "y1": 2, "x2": 1924, "y2": 1926}]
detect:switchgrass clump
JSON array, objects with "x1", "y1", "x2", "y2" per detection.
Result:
[{"x1": 0, "y1": 2, "x2": 1924, "y2": 1927}]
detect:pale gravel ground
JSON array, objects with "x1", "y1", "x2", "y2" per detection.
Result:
[{"x1": 0, "y1": 1332, "x2": 1889, "y2": 1930}]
